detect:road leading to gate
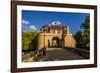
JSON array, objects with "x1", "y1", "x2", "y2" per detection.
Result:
[{"x1": 40, "y1": 48, "x2": 85, "y2": 61}]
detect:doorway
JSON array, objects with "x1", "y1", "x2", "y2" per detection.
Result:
[{"x1": 52, "y1": 37, "x2": 60, "y2": 47}]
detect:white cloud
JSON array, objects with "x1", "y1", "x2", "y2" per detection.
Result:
[
  {"x1": 22, "y1": 19, "x2": 37, "y2": 32},
  {"x1": 52, "y1": 21, "x2": 56, "y2": 25},
  {"x1": 22, "y1": 19, "x2": 30, "y2": 25},
  {"x1": 57, "y1": 21, "x2": 61, "y2": 25},
  {"x1": 30, "y1": 25, "x2": 37, "y2": 30},
  {"x1": 51, "y1": 21, "x2": 61, "y2": 25}
]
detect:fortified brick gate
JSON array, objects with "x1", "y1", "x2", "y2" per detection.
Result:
[{"x1": 38, "y1": 21, "x2": 76, "y2": 49}]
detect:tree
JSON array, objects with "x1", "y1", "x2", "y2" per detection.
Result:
[
  {"x1": 74, "y1": 16, "x2": 90, "y2": 49},
  {"x1": 74, "y1": 31, "x2": 83, "y2": 48},
  {"x1": 22, "y1": 32, "x2": 39, "y2": 52},
  {"x1": 81, "y1": 16, "x2": 90, "y2": 48}
]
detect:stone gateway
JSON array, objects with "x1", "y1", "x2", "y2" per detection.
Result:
[{"x1": 38, "y1": 21, "x2": 76, "y2": 49}]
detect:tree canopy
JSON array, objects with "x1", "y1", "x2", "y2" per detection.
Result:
[
  {"x1": 74, "y1": 16, "x2": 90, "y2": 50},
  {"x1": 22, "y1": 32, "x2": 39, "y2": 52}
]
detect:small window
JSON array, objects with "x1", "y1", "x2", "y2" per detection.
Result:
[
  {"x1": 58, "y1": 30, "x2": 60, "y2": 34},
  {"x1": 53, "y1": 30, "x2": 55, "y2": 33}
]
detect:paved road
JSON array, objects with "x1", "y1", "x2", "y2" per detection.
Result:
[{"x1": 40, "y1": 48, "x2": 85, "y2": 61}]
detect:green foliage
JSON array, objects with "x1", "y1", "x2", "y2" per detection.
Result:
[
  {"x1": 22, "y1": 32, "x2": 39, "y2": 51},
  {"x1": 74, "y1": 31, "x2": 83, "y2": 47},
  {"x1": 74, "y1": 16, "x2": 90, "y2": 49}
]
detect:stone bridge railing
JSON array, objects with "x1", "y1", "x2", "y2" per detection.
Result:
[
  {"x1": 22, "y1": 49, "x2": 45, "y2": 62},
  {"x1": 64, "y1": 47, "x2": 90, "y2": 59}
]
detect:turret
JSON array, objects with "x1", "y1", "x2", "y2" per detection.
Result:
[
  {"x1": 67, "y1": 26, "x2": 70, "y2": 35},
  {"x1": 43, "y1": 24, "x2": 50, "y2": 33},
  {"x1": 63, "y1": 24, "x2": 67, "y2": 34}
]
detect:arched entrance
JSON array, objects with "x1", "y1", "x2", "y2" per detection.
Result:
[{"x1": 52, "y1": 37, "x2": 60, "y2": 47}]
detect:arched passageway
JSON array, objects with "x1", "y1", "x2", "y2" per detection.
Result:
[{"x1": 52, "y1": 37, "x2": 60, "y2": 47}]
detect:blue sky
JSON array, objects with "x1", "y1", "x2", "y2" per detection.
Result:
[{"x1": 22, "y1": 10, "x2": 89, "y2": 34}]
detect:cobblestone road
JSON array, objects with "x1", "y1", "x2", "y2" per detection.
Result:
[{"x1": 40, "y1": 48, "x2": 85, "y2": 61}]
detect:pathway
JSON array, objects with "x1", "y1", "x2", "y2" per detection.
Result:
[{"x1": 40, "y1": 48, "x2": 85, "y2": 61}]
